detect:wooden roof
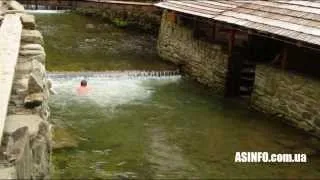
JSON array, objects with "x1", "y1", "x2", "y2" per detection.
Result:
[{"x1": 155, "y1": 0, "x2": 320, "y2": 46}]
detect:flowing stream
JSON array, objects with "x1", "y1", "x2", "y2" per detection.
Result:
[{"x1": 34, "y1": 12, "x2": 320, "y2": 179}]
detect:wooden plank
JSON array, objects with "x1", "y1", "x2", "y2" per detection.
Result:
[
  {"x1": 278, "y1": 0, "x2": 320, "y2": 9},
  {"x1": 219, "y1": 11, "x2": 320, "y2": 37},
  {"x1": 233, "y1": 7, "x2": 320, "y2": 28},
  {"x1": 187, "y1": 1, "x2": 233, "y2": 11},
  {"x1": 155, "y1": 3, "x2": 214, "y2": 18},
  {"x1": 247, "y1": 1, "x2": 320, "y2": 15},
  {"x1": 200, "y1": 1, "x2": 238, "y2": 8},
  {"x1": 169, "y1": 1, "x2": 224, "y2": 13}
]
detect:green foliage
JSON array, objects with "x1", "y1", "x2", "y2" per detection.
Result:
[{"x1": 112, "y1": 18, "x2": 128, "y2": 28}]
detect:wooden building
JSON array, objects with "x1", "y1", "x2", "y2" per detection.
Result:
[
  {"x1": 155, "y1": 0, "x2": 320, "y2": 137},
  {"x1": 155, "y1": 0, "x2": 320, "y2": 96}
]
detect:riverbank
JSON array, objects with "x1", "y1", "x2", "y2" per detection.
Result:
[{"x1": 74, "y1": 1, "x2": 161, "y2": 35}]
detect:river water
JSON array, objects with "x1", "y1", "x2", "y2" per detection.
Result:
[{"x1": 36, "y1": 12, "x2": 320, "y2": 179}]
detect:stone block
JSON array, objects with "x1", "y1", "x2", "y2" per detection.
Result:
[
  {"x1": 15, "y1": 60, "x2": 32, "y2": 74},
  {"x1": 21, "y1": 30, "x2": 43, "y2": 45},
  {"x1": 20, "y1": 44, "x2": 44, "y2": 52},
  {"x1": 18, "y1": 53, "x2": 45, "y2": 64},
  {"x1": 8, "y1": 1, "x2": 25, "y2": 11},
  {"x1": 24, "y1": 93, "x2": 44, "y2": 109},
  {"x1": 4, "y1": 115, "x2": 43, "y2": 137},
  {"x1": 314, "y1": 118, "x2": 320, "y2": 127},
  {"x1": 19, "y1": 49, "x2": 45, "y2": 58},
  {"x1": 20, "y1": 14, "x2": 35, "y2": 30},
  {"x1": 28, "y1": 60, "x2": 46, "y2": 93},
  {"x1": 12, "y1": 77, "x2": 29, "y2": 94},
  {"x1": 0, "y1": 166, "x2": 17, "y2": 179},
  {"x1": 5, "y1": 127, "x2": 29, "y2": 163},
  {"x1": 28, "y1": 73, "x2": 44, "y2": 94}
]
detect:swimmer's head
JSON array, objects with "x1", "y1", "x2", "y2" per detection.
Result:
[{"x1": 80, "y1": 80, "x2": 87, "y2": 87}]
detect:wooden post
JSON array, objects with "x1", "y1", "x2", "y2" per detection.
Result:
[
  {"x1": 228, "y1": 29, "x2": 236, "y2": 55},
  {"x1": 281, "y1": 47, "x2": 288, "y2": 69},
  {"x1": 167, "y1": 11, "x2": 176, "y2": 24},
  {"x1": 212, "y1": 23, "x2": 216, "y2": 42},
  {"x1": 35, "y1": 0, "x2": 38, "y2": 10}
]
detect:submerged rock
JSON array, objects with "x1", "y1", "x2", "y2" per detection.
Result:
[
  {"x1": 52, "y1": 127, "x2": 79, "y2": 150},
  {"x1": 85, "y1": 23, "x2": 95, "y2": 29},
  {"x1": 116, "y1": 161, "x2": 127, "y2": 166}
]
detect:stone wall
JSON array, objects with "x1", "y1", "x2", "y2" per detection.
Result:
[
  {"x1": 251, "y1": 64, "x2": 320, "y2": 138},
  {"x1": 75, "y1": 1, "x2": 161, "y2": 34},
  {"x1": 0, "y1": 1, "x2": 51, "y2": 179},
  {"x1": 157, "y1": 10, "x2": 229, "y2": 94}
]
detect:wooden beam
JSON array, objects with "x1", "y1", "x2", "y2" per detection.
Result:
[
  {"x1": 281, "y1": 47, "x2": 288, "y2": 69},
  {"x1": 228, "y1": 30, "x2": 236, "y2": 54},
  {"x1": 212, "y1": 22, "x2": 216, "y2": 41}
]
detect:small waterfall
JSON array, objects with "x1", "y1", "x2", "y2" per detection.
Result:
[
  {"x1": 23, "y1": 4, "x2": 70, "y2": 13},
  {"x1": 25, "y1": 9, "x2": 68, "y2": 14},
  {"x1": 48, "y1": 70, "x2": 182, "y2": 107},
  {"x1": 47, "y1": 70, "x2": 181, "y2": 80}
]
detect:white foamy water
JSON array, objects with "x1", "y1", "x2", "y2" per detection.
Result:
[
  {"x1": 48, "y1": 72, "x2": 181, "y2": 108},
  {"x1": 25, "y1": 10, "x2": 68, "y2": 14}
]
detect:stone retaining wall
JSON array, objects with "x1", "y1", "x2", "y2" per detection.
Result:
[
  {"x1": 157, "y1": 10, "x2": 229, "y2": 94},
  {"x1": 75, "y1": 0, "x2": 161, "y2": 34},
  {"x1": 251, "y1": 64, "x2": 320, "y2": 138},
  {"x1": 0, "y1": 1, "x2": 51, "y2": 179}
]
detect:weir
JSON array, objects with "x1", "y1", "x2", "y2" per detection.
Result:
[{"x1": 48, "y1": 70, "x2": 181, "y2": 79}]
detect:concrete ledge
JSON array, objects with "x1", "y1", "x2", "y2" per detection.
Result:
[{"x1": 0, "y1": 14, "x2": 23, "y2": 142}]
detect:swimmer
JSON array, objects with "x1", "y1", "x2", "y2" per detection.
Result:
[{"x1": 76, "y1": 80, "x2": 91, "y2": 95}]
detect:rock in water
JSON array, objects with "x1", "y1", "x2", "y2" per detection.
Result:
[
  {"x1": 52, "y1": 127, "x2": 79, "y2": 150},
  {"x1": 85, "y1": 24, "x2": 95, "y2": 29}
]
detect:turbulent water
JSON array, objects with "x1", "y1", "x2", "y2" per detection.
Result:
[{"x1": 35, "y1": 12, "x2": 320, "y2": 179}]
